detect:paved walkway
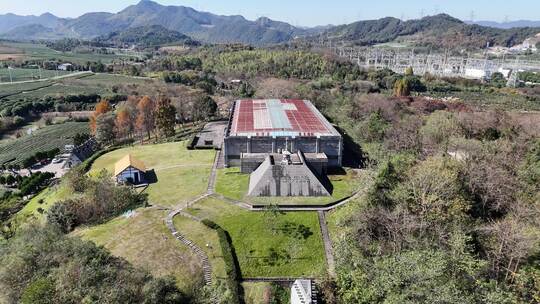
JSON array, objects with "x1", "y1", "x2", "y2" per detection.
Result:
[{"x1": 318, "y1": 211, "x2": 336, "y2": 277}]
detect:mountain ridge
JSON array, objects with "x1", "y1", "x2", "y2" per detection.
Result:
[{"x1": 0, "y1": 2, "x2": 538, "y2": 49}]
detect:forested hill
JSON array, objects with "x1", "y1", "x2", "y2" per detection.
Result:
[
  {"x1": 315, "y1": 14, "x2": 540, "y2": 49},
  {"x1": 94, "y1": 25, "x2": 199, "y2": 47},
  {"x1": 0, "y1": 3, "x2": 538, "y2": 49},
  {"x1": 0, "y1": 0, "x2": 314, "y2": 45}
]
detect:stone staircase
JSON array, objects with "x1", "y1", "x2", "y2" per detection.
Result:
[{"x1": 165, "y1": 211, "x2": 213, "y2": 285}]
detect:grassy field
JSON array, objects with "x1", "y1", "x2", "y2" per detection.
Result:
[
  {"x1": 0, "y1": 67, "x2": 71, "y2": 83},
  {"x1": 215, "y1": 167, "x2": 361, "y2": 206},
  {"x1": 16, "y1": 182, "x2": 72, "y2": 221},
  {"x1": 73, "y1": 208, "x2": 204, "y2": 294},
  {"x1": 326, "y1": 169, "x2": 374, "y2": 243},
  {"x1": 183, "y1": 197, "x2": 326, "y2": 277},
  {"x1": 89, "y1": 141, "x2": 215, "y2": 207},
  {"x1": 173, "y1": 215, "x2": 227, "y2": 281},
  {"x1": 0, "y1": 121, "x2": 89, "y2": 166}
]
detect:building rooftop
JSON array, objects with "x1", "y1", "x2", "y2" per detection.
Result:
[
  {"x1": 228, "y1": 99, "x2": 340, "y2": 137},
  {"x1": 114, "y1": 154, "x2": 146, "y2": 176}
]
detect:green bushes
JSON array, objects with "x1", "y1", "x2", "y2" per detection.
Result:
[
  {"x1": 21, "y1": 148, "x2": 60, "y2": 168},
  {"x1": 201, "y1": 219, "x2": 241, "y2": 304},
  {"x1": 47, "y1": 170, "x2": 147, "y2": 232},
  {"x1": 18, "y1": 172, "x2": 55, "y2": 196},
  {"x1": 0, "y1": 224, "x2": 188, "y2": 303},
  {"x1": 201, "y1": 49, "x2": 363, "y2": 81}
]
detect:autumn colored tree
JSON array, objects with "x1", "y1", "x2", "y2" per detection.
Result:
[
  {"x1": 95, "y1": 113, "x2": 115, "y2": 145},
  {"x1": 114, "y1": 108, "x2": 132, "y2": 139},
  {"x1": 154, "y1": 96, "x2": 176, "y2": 138},
  {"x1": 135, "y1": 96, "x2": 155, "y2": 139},
  {"x1": 89, "y1": 100, "x2": 112, "y2": 134}
]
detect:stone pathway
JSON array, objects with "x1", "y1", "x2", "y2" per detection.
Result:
[
  {"x1": 165, "y1": 194, "x2": 212, "y2": 284},
  {"x1": 163, "y1": 148, "x2": 222, "y2": 287},
  {"x1": 318, "y1": 211, "x2": 336, "y2": 277}
]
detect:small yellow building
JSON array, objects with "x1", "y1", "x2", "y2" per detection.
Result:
[{"x1": 114, "y1": 154, "x2": 147, "y2": 185}]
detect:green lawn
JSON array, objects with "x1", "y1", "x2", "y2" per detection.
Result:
[
  {"x1": 173, "y1": 215, "x2": 227, "y2": 281},
  {"x1": 0, "y1": 67, "x2": 71, "y2": 83},
  {"x1": 215, "y1": 167, "x2": 362, "y2": 206},
  {"x1": 73, "y1": 208, "x2": 204, "y2": 294},
  {"x1": 89, "y1": 141, "x2": 215, "y2": 207},
  {"x1": 17, "y1": 182, "x2": 72, "y2": 219},
  {"x1": 183, "y1": 197, "x2": 326, "y2": 277},
  {"x1": 326, "y1": 169, "x2": 375, "y2": 243}
]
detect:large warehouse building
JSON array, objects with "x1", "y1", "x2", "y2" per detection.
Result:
[{"x1": 223, "y1": 99, "x2": 342, "y2": 169}]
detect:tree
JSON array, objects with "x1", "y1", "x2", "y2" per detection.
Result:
[
  {"x1": 491, "y1": 72, "x2": 507, "y2": 88},
  {"x1": 421, "y1": 111, "x2": 464, "y2": 150},
  {"x1": 154, "y1": 96, "x2": 177, "y2": 138},
  {"x1": 192, "y1": 96, "x2": 217, "y2": 122},
  {"x1": 364, "y1": 109, "x2": 389, "y2": 142},
  {"x1": 135, "y1": 96, "x2": 155, "y2": 139},
  {"x1": 114, "y1": 108, "x2": 133, "y2": 139},
  {"x1": 404, "y1": 66, "x2": 414, "y2": 76},
  {"x1": 399, "y1": 157, "x2": 469, "y2": 224},
  {"x1": 393, "y1": 78, "x2": 411, "y2": 97},
  {"x1": 95, "y1": 113, "x2": 115, "y2": 145},
  {"x1": 89, "y1": 100, "x2": 112, "y2": 134}
]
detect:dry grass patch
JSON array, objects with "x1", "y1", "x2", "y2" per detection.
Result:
[{"x1": 73, "y1": 208, "x2": 204, "y2": 294}]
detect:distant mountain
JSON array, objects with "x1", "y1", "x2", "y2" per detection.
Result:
[
  {"x1": 0, "y1": 12, "x2": 61, "y2": 33},
  {"x1": 94, "y1": 25, "x2": 199, "y2": 47},
  {"x1": 316, "y1": 14, "x2": 540, "y2": 49},
  {"x1": 469, "y1": 20, "x2": 540, "y2": 29},
  {"x1": 0, "y1": 2, "x2": 538, "y2": 49},
  {"x1": 0, "y1": 24, "x2": 65, "y2": 40},
  {"x1": 0, "y1": 0, "x2": 315, "y2": 45}
]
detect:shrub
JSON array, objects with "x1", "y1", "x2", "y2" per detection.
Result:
[{"x1": 201, "y1": 219, "x2": 241, "y2": 304}]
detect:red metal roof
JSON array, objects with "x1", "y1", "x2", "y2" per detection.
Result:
[{"x1": 229, "y1": 99, "x2": 338, "y2": 137}]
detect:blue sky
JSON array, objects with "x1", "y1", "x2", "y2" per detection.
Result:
[{"x1": 0, "y1": 0, "x2": 539, "y2": 27}]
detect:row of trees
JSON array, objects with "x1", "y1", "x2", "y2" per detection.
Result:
[{"x1": 89, "y1": 95, "x2": 176, "y2": 144}]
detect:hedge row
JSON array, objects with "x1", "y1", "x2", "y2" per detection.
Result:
[{"x1": 201, "y1": 219, "x2": 242, "y2": 304}]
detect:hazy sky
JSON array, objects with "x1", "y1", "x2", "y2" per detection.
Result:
[{"x1": 1, "y1": 0, "x2": 539, "y2": 27}]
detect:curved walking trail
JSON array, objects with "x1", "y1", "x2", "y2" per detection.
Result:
[
  {"x1": 164, "y1": 150, "x2": 222, "y2": 286},
  {"x1": 165, "y1": 148, "x2": 351, "y2": 288}
]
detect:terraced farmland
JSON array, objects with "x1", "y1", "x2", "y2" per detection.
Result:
[{"x1": 0, "y1": 121, "x2": 89, "y2": 166}]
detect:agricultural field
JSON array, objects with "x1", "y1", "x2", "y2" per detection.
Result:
[
  {"x1": 0, "y1": 73, "x2": 153, "y2": 100},
  {"x1": 89, "y1": 141, "x2": 215, "y2": 207},
  {"x1": 215, "y1": 167, "x2": 361, "y2": 206},
  {"x1": 0, "y1": 42, "x2": 135, "y2": 64},
  {"x1": 0, "y1": 121, "x2": 89, "y2": 166},
  {"x1": 0, "y1": 67, "x2": 71, "y2": 83},
  {"x1": 73, "y1": 208, "x2": 204, "y2": 294},
  {"x1": 182, "y1": 197, "x2": 326, "y2": 277}
]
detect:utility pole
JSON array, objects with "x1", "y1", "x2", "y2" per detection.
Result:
[{"x1": 8, "y1": 66, "x2": 13, "y2": 83}]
